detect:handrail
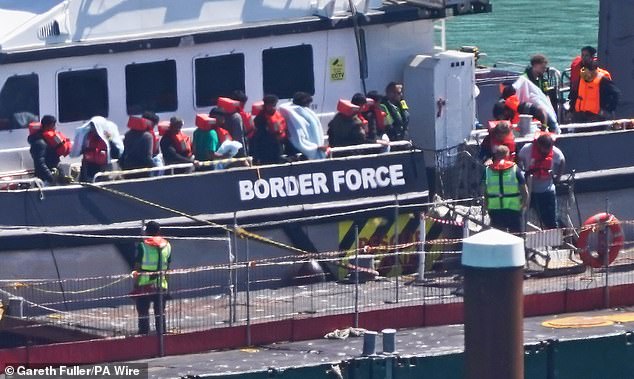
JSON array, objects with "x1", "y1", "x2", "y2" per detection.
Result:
[
  {"x1": 559, "y1": 119, "x2": 633, "y2": 131},
  {"x1": 329, "y1": 140, "x2": 412, "y2": 155},
  {"x1": 92, "y1": 157, "x2": 252, "y2": 182},
  {"x1": 0, "y1": 177, "x2": 44, "y2": 190}
]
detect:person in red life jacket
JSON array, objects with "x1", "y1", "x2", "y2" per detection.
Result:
[
  {"x1": 363, "y1": 90, "x2": 387, "y2": 140},
  {"x1": 208, "y1": 107, "x2": 233, "y2": 144},
  {"x1": 250, "y1": 94, "x2": 287, "y2": 165},
  {"x1": 495, "y1": 84, "x2": 559, "y2": 133},
  {"x1": 119, "y1": 116, "x2": 155, "y2": 177},
  {"x1": 327, "y1": 93, "x2": 378, "y2": 147},
  {"x1": 218, "y1": 95, "x2": 247, "y2": 157},
  {"x1": 79, "y1": 120, "x2": 122, "y2": 182},
  {"x1": 232, "y1": 90, "x2": 252, "y2": 154},
  {"x1": 569, "y1": 61, "x2": 620, "y2": 124},
  {"x1": 141, "y1": 111, "x2": 161, "y2": 159},
  {"x1": 517, "y1": 133, "x2": 566, "y2": 229},
  {"x1": 483, "y1": 145, "x2": 528, "y2": 234},
  {"x1": 160, "y1": 117, "x2": 196, "y2": 173},
  {"x1": 131, "y1": 221, "x2": 172, "y2": 335},
  {"x1": 570, "y1": 46, "x2": 612, "y2": 95},
  {"x1": 28, "y1": 115, "x2": 72, "y2": 185},
  {"x1": 479, "y1": 121, "x2": 516, "y2": 165}
]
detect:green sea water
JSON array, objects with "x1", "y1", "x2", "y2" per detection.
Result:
[{"x1": 445, "y1": 0, "x2": 599, "y2": 72}]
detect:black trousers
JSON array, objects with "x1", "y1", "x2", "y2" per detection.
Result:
[{"x1": 135, "y1": 293, "x2": 167, "y2": 335}]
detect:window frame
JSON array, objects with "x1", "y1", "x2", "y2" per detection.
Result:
[
  {"x1": 124, "y1": 59, "x2": 178, "y2": 115},
  {"x1": 56, "y1": 67, "x2": 109, "y2": 123},
  {"x1": 262, "y1": 44, "x2": 315, "y2": 99},
  {"x1": 193, "y1": 53, "x2": 246, "y2": 109}
]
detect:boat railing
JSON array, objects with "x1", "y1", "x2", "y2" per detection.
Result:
[
  {"x1": 92, "y1": 157, "x2": 253, "y2": 182},
  {"x1": 0, "y1": 177, "x2": 44, "y2": 191},
  {"x1": 329, "y1": 140, "x2": 413, "y2": 157}
]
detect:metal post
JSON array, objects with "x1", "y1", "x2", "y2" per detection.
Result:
[
  {"x1": 227, "y1": 230, "x2": 234, "y2": 327},
  {"x1": 246, "y1": 237, "x2": 251, "y2": 346},
  {"x1": 415, "y1": 214, "x2": 427, "y2": 284},
  {"x1": 232, "y1": 213, "x2": 239, "y2": 324},
  {"x1": 394, "y1": 199, "x2": 400, "y2": 303},
  {"x1": 463, "y1": 229, "x2": 525, "y2": 379},
  {"x1": 157, "y1": 242, "x2": 165, "y2": 357},
  {"x1": 354, "y1": 224, "x2": 360, "y2": 329},
  {"x1": 604, "y1": 199, "x2": 610, "y2": 308}
]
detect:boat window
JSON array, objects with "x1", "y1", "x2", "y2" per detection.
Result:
[
  {"x1": 0, "y1": 74, "x2": 39, "y2": 130},
  {"x1": 125, "y1": 60, "x2": 177, "y2": 114},
  {"x1": 194, "y1": 54, "x2": 245, "y2": 107},
  {"x1": 263, "y1": 45, "x2": 315, "y2": 99},
  {"x1": 58, "y1": 68, "x2": 109, "y2": 123}
]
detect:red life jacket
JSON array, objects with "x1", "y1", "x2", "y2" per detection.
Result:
[
  {"x1": 29, "y1": 122, "x2": 42, "y2": 135},
  {"x1": 216, "y1": 127, "x2": 233, "y2": 144},
  {"x1": 217, "y1": 97, "x2": 240, "y2": 114},
  {"x1": 157, "y1": 121, "x2": 170, "y2": 136},
  {"x1": 373, "y1": 107, "x2": 387, "y2": 133},
  {"x1": 83, "y1": 131, "x2": 108, "y2": 165},
  {"x1": 337, "y1": 99, "x2": 361, "y2": 117},
  {"x1": 529, "y1": 142, "x2": 553, "y2": 179},
  {"x1": 127, "y1": 116, "x2": 158, "y2": 156},
  {"x1": 504, "y1": 95, "x2": 521, "y2": 124},
  {"x1": 240, "y1": 109, "x2": 255, "y2": 139},
  {"x1": 42, "y1": 129, "x2": 71, "y2": 157},
  {"x1": 169, "y1": 132, "x2": 192, "y2": 157},
  {"x1": 195, "y1": 114, "x2": 218, "y2": 131},
  {"x1": 265, "y1": 111, "x2": 287, "y2": 140},
  {"x1": 490, "y1": 159, "x2": 515, "y2": 171},
  {"x1": 488, "y1": 127, "x2": 516, "y2": 157}
]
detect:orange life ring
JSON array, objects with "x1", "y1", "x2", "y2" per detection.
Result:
[{"x1": 576, "y1": 212, "x2": 623, "y2": 268}]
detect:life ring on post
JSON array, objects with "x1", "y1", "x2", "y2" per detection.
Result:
[{"x1": 576, "y1": 212, "x2": 624, "y2": 268}]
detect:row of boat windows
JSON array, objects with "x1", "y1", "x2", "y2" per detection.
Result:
[{"x1": 0, "y1": 44, "x2": 315, "y2": 130}]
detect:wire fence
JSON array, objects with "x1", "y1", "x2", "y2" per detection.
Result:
[{"x1": 1, "y1": 218, "x2": 634, "y2": 349}]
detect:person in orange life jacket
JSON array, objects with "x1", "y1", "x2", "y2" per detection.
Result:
[
  {"x1": 79, "y1": 121, "x2": 122, "y2": 182},
  {"x1": 141, "y1": 111, "x2": 161, "y2": 159},
  {"x1": 569, "y1": 61, "x2": 620, "y2": 124},
  {"x1": 250, "y1": 95, "x2": 287, "y2": 165},
  {"x1": 362, "y1": 91, "x2": 388, "y2": 141},
  {"x1": 219, "y1": 94, "x2": 247, "y2": 157},
  {"x1": 232, "y1": 90, "x2": 252, "y2": 155},
  {"x1": 328, "y1": 93, "x2": 380, "y2": 147},
  {"x1": 208, "y1": 107, "x2": 233, "y2": 144},
  {"x1": 131, "y1": 221, "x2": 172, "y2": 335},
  {"x1": 160, "y1": 117, "x2": 197, "y2": 174},
  {"x1": 28, "y1": 115, "x2": 72, "y2": 185},
  {"x1": 482, "y1": 145, "x2": 528, "y2": 234},
  {"x1": 381, "y1": 82, "x2": 410, "y2": 141},
  {"x1": 570, "y1": 46, "x2": 612, "y2": 95},
  {"x1": 517, "y1": 133, "x2": 566, "y2": 229},
  {"x1": 479, "y1": 121, "x2": 516, "y2": 165},
  {"x1": 497, "y1": 84, "x2": 558, "y2": 132},
  {"x1": 119, "y1": 116, "x2": 155, "y2": 174}
]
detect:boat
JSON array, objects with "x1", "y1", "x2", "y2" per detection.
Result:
[{"x1": 1, "y1": 0, "x2": 634, "y2": 370}]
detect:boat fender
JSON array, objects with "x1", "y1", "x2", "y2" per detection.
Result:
[
  {"x1": 337, "y1": 99, "x2": 360, "y2": 117},
  {"x1": 157, "y1": 120, "x2": 170, "y2": 136},
  {"x1": 195, "y1": 114, "x2": 218, "y2": 131},
  {"x1": 576, "y1": 212, "x2": 624, "y2": 268},
  {"x1": 217, "y1": 97, "x2": 240, "y2": 114},
  {"x1": 128, "y1": 116, "x2": 153, "y2": 131}
]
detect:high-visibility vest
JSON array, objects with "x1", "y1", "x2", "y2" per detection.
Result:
[
  {"x1": 485, "y1": 161, "x2": 521, "y2": 211},
  {"x1": 575, "y1": 72, "x2": 603, "y2": 115},
  {"x1": 137, "y1": 237, "x2": 171, "y2": 290}
]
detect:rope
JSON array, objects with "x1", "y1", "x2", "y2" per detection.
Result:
[{"x1": 78, "y1": 181, "x2": 309, "y2": 255}]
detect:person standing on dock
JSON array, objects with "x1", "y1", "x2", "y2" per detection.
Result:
[
  {"x1": 27, "y1": 115, "x2": 71, "y2": 185},
  {"x1": 132, "y1": 221, "x2": 172, "y2": 335},
  {"x1": 381, "y1": 82, "x2": 409, "y2": 141},
  {"x1": 483, "y1": 145, "x2": 527, "y2": 234},
  {"x1": 517, "y1": 133, "x2": 565, "y2": 230}
]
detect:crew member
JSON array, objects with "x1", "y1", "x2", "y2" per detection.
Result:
[
  {"x1": 381, "y1": 82, "x2": 410, "y2": 141},
  {"x1": 160, "y1": 117, "x2": 195, "y2": 172},
  {"x1": 132, "y1": 221, "x2": 172, "y2": 335},
  {"x1": 523, "y1": 54, "x2": 551, "y2": 98},
  {"x1": 517, "y1": 133, "x2": 565, "y2": 229},
  {"x1": 483, "y1": 145, "x2": 528, "y2": 234},
  {"x1": 569, "y1": 61, "x2": 620, "y2": 124},
  {"x1": 28, "y1": 115, "x2": 71, "y2": 185},
  {"x1": 250, "y1": 95, "x2": 287, "y2": 165},
  {"x1": 570, "y1": 46, "x2": 611, "y2": 94},
  {"x1": 479, "y1": 121, "x2": 516, "y2": 165}
]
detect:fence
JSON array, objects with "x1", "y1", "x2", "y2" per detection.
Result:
[{"x1": 1, "y1": 218, "x2": 634, "y2": 356}]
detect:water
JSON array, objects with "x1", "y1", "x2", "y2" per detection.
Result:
[{"x1": 446, "y1": 0, "x2": 599, "y2": 72}]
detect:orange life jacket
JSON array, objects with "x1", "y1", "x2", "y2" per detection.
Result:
[
  {"x1": 490, "y1": 159, "x2": 515, "y2": 171},
  {"x1": 597, "y1": 67, "x2": 612, "y2": 80},
  {"x1": 575, "y1": 72, "x2": 603, "y2": 115},
  {"x1": 83, "y1": 131, "x2": 108, "y2": 165},
  {"x1": 504, "y1": 95, "x2": 521, "y2": 124},
  {"x1": 28, "y1": 122, "x2": 42, "y2": 135},
  {"x1": 216, "y1": 127, "x2": 232, "y2": 144},
  {"x1": 195, "y1": 114, "x2": 218, "y2": 131},
  {"x1": 217, "y1": 97, "x2": 241, "y2": 114},
  {"x1": 372, "y1": 107, "x2": 387, "y2": 133},
  {"x1": 265, "y1": 111, "x2": 287, "y2": 141},
  {"x1": 240, "y1": 109, "x2": 255, "y2": 139},
  {"x1": 42, "y1": 129, "x2": 71, "y2": 157},
  {"x1": 337, "y1": 99, "x2": 361, "y2": 117},
  {"x1": 169, "y1": 132, "x2": 192, "y2": 157},
  {"x1": 128, "y1": 116, "x2": 153, "y2": 131},
  {"x1": 529, "y1": 142, "x2": 553, "y2": 179},
  {"x1": 157, "y1": 121, "x2": 170, "y2": 136},
  {"x1": 488, "y1": 127, "x2": 516, "y2": 157}
]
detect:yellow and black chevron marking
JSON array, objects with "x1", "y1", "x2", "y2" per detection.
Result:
[{"x1": 336, "y1": 214, "x2": 464, "y2": 279}]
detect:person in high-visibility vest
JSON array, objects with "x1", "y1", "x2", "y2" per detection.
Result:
[
  {"x1": 570, "y1": 61, "x2": 620, "y2": 124},
  {"x1": 131, "y1": 221, "x2": 172, "y2": 335},
  {"x1": 483, "y1": 145, "x2": 528, "y2": 234}
]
